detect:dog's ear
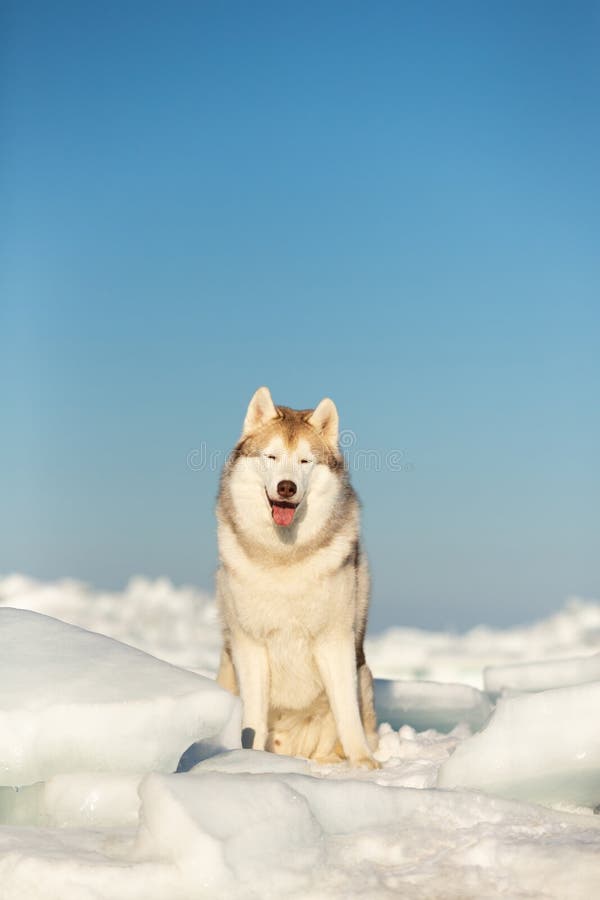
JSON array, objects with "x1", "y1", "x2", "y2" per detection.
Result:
[
  {"x1": 308, "y1": 398, "x2": 339, "y2": 449},
  {"x1": 242, "y1": 386, "x2": 278, "y2": 436}
]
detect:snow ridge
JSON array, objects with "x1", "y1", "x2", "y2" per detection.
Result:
[{"x1": 1, "y1": 574, "x2": 599, "y2": 898}]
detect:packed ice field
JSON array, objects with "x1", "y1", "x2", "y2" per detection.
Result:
[{"x1": 1, "y1": 574, "x2": 599, "y2": 899}]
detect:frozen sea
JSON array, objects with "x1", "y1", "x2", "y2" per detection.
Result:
[{"x1": 1, "y1": 573, "x2": 599, "y2": 900}]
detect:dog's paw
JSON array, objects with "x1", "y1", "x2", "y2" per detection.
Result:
[
  {"x1": 351, "y1": 755, "x2": 381, "y2": 770},
  {"x1": 312, "y1": 753, "x2": 345, "y2": 765}
]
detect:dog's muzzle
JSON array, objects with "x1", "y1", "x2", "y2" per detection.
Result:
[{"x1": 266, "y1": 490, "x2": 299, "y2": 527}]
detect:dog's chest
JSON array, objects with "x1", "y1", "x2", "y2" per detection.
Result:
[
  {"x1": 230, "y1": 568, "x2": 333, "y2": 638},
  {"x1": 266, "y1": 628, "x2": 323, "y2": 709},
  {"x1": 218, "y1": 523, "x2": 356, "y2": 639}
]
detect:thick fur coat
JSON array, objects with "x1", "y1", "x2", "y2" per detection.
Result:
[{"x1": 216, "y1": 387, "x2": 378, "y2": 768}]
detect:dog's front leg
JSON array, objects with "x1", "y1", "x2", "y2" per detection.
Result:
[
  {"x1": 231, "y1": 628, "x2": 269, "y2": 750},
  {"x1": 314, "y1": 633, "x2": 379, "y2": 769}
]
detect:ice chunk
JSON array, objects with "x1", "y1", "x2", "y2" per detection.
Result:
[
  {"x1": 136, "y1": 772, "x2": 600, "y2": 897},
  {"x1": 135, "y1": 771, "x2": 323, "y2": 890},
  {"x1": 374, "y1": 678, "x2": 492, "y2": 733},
  {"x1": 366, "y1": 596, "x2": 600, "y2": 688},
  {"x1": 484, "y1": 652, "x2": 600, "y2": 694},
  {"x1": 437, "y1": 681, "x2": 600, "y2": 808},
  {"x1": 2, "y1": 770, "x2": 600, "y2": 899},
  {"x1": 0, "y1": 773, "x2": 142, "y2": 827},
  {"x1": 0, "y1": 573, "x2": 221, "y2": 671},
  {"x1": 192, "y1": 749, "x2": 310, "y2": 775},
  {"x1": 0, "y1": 754, "x2": 306, "y2": 831},
  {"x1": 0, "y1": 608, "x2": 241, "y2": 786}
]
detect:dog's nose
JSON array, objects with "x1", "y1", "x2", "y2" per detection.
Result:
[{"x1": 277, "y1": 480, "x2": 297, "y2": 499}]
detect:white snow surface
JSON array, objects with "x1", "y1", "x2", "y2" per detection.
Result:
[
  {"x1": 485, "y1": 652, "x2": 600, "y2": 694},
  {"x1": 0, "y1": 574, "x2": 221, "y2": 674},
  {"x1": 1, "y1": 573, "x2": 600, "y2": 898},
  {"x1": 437, "y1": 681, "x2": 600, "y2": 808},
  {"x1": 0, "y1": 608, "x2": 241, "y2": 786},
  {"x1": 373, "y1": 678, "x2": 492, "y2": 733}
]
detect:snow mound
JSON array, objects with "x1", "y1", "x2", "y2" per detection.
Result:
[
  {"x1": 4, "y1": 770, "x2": 599, "y2": 900},
  {"x1": 366, "y1": 596, "x2": 600, "y2": 687},
  {"x1": 374, "y1": 678, "x2": 492, "y2": 733},
  {"x1": 1, "y1": 575, "x2": 600, "y2": 897},
  {"x1": 192, "y1": 749, "x2": 310, "y2": 775},
  {"x1": 135, "y1": 772, "x2": 323, "y2": 891},
  {"x1": 485, "y1": 652, "x2": 600, "y2": 694},
  {"x1": 0, "y1": 574, "x2": 220, "y2": 672},
  {"x1": 437, "y1": 681, "x2": 600, "y2": 808},
  {"x1": 0, "y1": 608, "x2": 240, "y2": 786},
  {"x1": 0, "y1": 772, "x2": 142, "y2": 828}
]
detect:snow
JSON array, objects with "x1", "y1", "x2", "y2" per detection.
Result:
[
  {"x1": 374, "y1": 678, "x2": 492, "y2": 733},
  {"x1": 0, "y1": 574, "x2": 220, "y2": 674},
  {"x1": 0, "y1": 608, "x2": 240, "y2": 786},
  {"x1": 485, "y1": 651, "x2": 600, "y2": 694},
  {"x1": 192, "y1": 748, "x2": 311, "y2": 775},
  {"x1": 365, "y1": 597, "x2": 600, "y2": 687},
  {"x1": 1, "y1": 573, "x2": 600, "y2": 898},
  {"x1": 0, "y1": 773, "x2": 142, "y2": 828},
  {"x1": 437, "y1": 681, "x2": 600, "y2": 809},
  {"x1": 3, "y1": 573, "x2": 600, "y2": 687},
  {"x1": 2, "y1": 767, "x2": 600, "y2": 899}
]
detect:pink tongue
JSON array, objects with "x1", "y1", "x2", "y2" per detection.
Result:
[{"x1": 272, "y1": 504, "x2": 296, "y2": 527}]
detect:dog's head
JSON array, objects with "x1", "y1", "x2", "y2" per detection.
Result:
[{"x1": 225, "y1": 387, "x2": 345, "y2": 531}]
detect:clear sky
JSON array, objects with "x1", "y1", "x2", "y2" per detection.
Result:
[{"x1": 2, "y1": 1, "x2": 599, "y2": 631}]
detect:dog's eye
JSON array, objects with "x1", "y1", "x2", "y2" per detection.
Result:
[
  {"x1": 266, "y1": 455, "x2": 276, "y2": 461},
  {"x1": 300, "y1": 459, "x2": 311, "y2": 465}
]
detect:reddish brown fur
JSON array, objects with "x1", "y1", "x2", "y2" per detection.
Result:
[{"x1": 233, "y1": 404, "x2": 343, "y2": 470}]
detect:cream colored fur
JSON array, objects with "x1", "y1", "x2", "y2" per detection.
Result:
[{"x1": 216, "y1": 387, "x2": 379, "y2": 768}]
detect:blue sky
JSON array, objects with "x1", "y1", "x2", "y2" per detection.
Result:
[{"x1": 2, "y1": 1, "x2": 599, "y2": 631}]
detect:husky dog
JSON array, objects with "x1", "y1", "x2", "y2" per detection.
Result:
[{"x1": 216, "y1": 387, "x2": 379, "y2": 768}]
